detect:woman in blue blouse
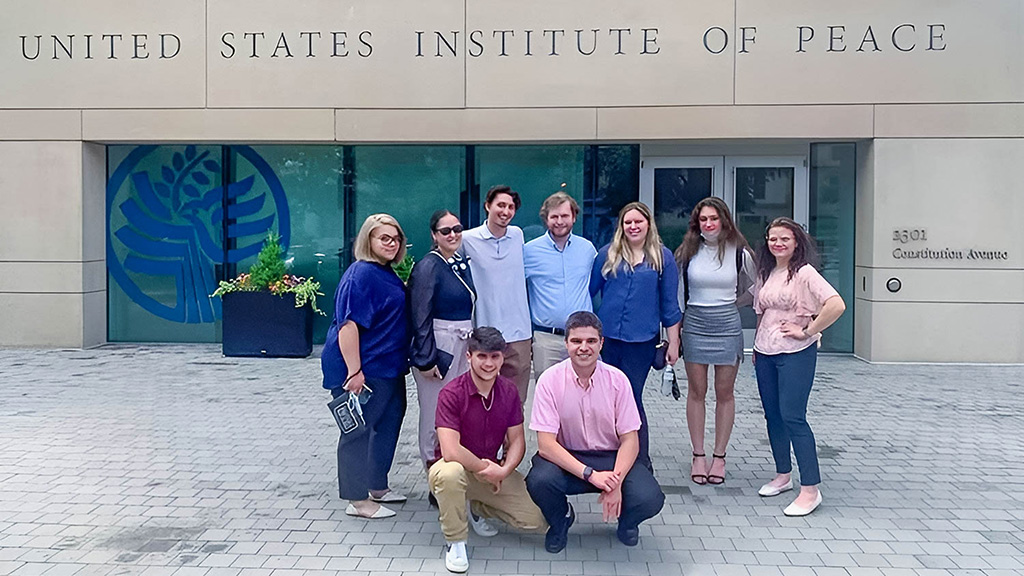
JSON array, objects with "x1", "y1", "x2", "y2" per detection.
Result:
[
  {"x1": 321, "y1": 214, "x2": 410, "y2": 519},
  {"x1": 590, "y1": 201, "x2": 682, "y2": 466},
  {"x1": 408, "y1": 209, "x2": 476, "y2": 468}
]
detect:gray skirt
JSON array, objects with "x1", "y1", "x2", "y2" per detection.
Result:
[{"x1": 682, "y1": 304, "x2": 743, "y2": 366}]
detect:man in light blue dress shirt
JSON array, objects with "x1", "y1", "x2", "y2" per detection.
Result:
[
  {"x1": 524, "y1": 192, "x2": 598, "y2": 376},
  {"x1": 462, "y1": 185, "x2": 534, "y2": 406}
]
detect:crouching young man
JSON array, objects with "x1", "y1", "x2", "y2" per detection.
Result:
[
  {"x1": 429, "y1": 327, "x2": 548, "y2": 573},
  {"x1": 526, "y1": 311, "x2": 665, "y2": 553}
]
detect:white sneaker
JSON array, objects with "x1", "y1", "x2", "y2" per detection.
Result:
[
  {"x1": 444, "y1": 540, "x2": 469, "y2": 573},
  {"x1": 468, "y1": 505, "x2": 498, "y2": 537}
]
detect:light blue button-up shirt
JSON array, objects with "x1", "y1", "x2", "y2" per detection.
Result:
[
  {"x1": 461, "y1": 224, "x2": 532, "y2": 342},
  {"x1": 524, "y1": 232, "x2": 597, "y2": 330}
]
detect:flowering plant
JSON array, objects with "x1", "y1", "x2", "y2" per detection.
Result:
[{"x1": 212, "y1": 234, "x2": 325, "y2": 315}]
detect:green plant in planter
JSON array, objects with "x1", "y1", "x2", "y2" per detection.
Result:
[
  {"x1": 212, "y1": 233, "x2": 325, "y2": 315},
  {"x1": 393, "y1": 252, "x2": 415, "y2": 284}
]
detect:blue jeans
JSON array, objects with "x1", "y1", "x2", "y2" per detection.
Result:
[
  {"x1": 601, "y1": 337, "x2": 658, "y2": 466},
  {"x1": 330, "y1": 376, "x2": 407, "y2": 500},
  {"x1": 753, "y1": 345, "x2": 821, "y2": 486},
  {"x1": 525, "y1": 450, "x2": 664, "y2": 533}
]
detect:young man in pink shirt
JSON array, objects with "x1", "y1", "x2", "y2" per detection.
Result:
[
  {"x1": 525, "y1": 311, "x2": 665, "y2": 554},
  {"x1": 429, "y1": 327, "x2": 547, "y2": 573}
]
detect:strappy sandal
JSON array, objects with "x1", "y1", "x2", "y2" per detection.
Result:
[
  {"x1": 707, "y1": 453, "x2": 727, "y2": 485},
  {"x1": 690, "y1": 452, "x2": 708, "y2": 485}
]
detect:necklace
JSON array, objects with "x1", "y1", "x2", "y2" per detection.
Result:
[{"x1": 480, "y1": 392, "x2": 494, "y2": 411}]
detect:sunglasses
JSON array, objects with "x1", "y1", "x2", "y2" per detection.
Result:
[{"x1": 435, "y1": 225, "x2": 464, "y2": 236}]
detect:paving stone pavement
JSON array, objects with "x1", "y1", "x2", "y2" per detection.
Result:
[{"x1": 1, "y1": 345, "x2": 1023, "y2": 576}]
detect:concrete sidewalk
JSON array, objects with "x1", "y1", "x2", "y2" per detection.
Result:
[{"x1": 1, "y1": 346, "x2": 1022, "y2": 576}]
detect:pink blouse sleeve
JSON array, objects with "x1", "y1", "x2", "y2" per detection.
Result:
[{"x1": 800, "y1": 265, "x2": 839, "y2": 309}]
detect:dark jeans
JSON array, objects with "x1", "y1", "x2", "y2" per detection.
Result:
[
  {"x1": 601, "y1": 337, "x2": 658, "y2": 465},
  {"x1": 754, "y1": 345, "x2": 820, "y2": 486},
  {"x1": 525, "y1": 450, "x2": 664, "y2": 533},
  {"x1": 330, "y1": 376, "x2": 407, "y2": 500}
]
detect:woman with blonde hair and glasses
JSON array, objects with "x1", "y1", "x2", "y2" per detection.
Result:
[
  {"x1": 321, "y1": 214, "x2": 410, "y2": 519},
  {"x1": 674, "y1": 197, "x2": 755, "y2": 486},
  {"x1": 590, "y1": 201, "x2": 682, "y2": 467}
]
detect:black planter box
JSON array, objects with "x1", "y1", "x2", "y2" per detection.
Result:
[{"x1": 221, "y1": 291, "x2": 314, "y2": 358}]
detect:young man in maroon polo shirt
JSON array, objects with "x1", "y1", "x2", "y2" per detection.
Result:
[{"x1": 429, "y1": 327, "x2": 547, "y2": 573}]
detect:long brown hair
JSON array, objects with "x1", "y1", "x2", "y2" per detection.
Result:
[
  {"x1": 755, "y1": 217, "x2": 819, "y2": 283},
  {"x1": 602, "y1": 202, "x2": 665, "y2": 278},
  {"x1": 674, "y1": 197, "x2": 749, "y2": 268}
]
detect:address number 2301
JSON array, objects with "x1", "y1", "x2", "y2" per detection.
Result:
[{"x1": 892, "y1": 228, "x2": 927, "y2": 243}]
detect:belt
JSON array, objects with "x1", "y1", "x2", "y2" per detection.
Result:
[{"x1": 532, "y1": 324, "x2": 565, "y2": 336}]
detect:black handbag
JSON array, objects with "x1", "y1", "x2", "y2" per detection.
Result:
[{"x1": 652, "y1": 340, "x2": 669, "y2": 370}]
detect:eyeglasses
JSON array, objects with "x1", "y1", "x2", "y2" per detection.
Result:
[
  {"x1": 435, "y1": 225, "x2": 464, "y2": 236},
  {"x1": 373, "y1": 234, "x2": 401, "y2": 246}
]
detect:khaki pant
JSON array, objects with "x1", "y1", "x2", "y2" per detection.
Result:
[
  {"x1": 501, "y1": 338, "x2": 533, "y2": 407},
  {"x1": 531, "y1": 331, "x2": 568, "y2": 380},
  {"x1": 411, "y1": 319, "x2": 473, "y2": 466},
  {"x1": 428, "y1": 460, "x2": 548, "y2": 542}
]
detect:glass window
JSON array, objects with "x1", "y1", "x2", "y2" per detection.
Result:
[
  {"x1": 734, "y1": 167, "x2": 795, "y2": 254},
  {"x1": 476, "y1": 146, "x2": 586, "y2": 242},
  {"x1": 810, "y1": 143, "x2": 856, "y2": 353},
  {"x1": 353, "y1": 146, "x2": 465, "y2": 261},
  {"x1": 238, "y1": 146, "x2": 346, "y2": 344},
  {"x1": 107, "y1": 145, "x2": 224, "y2": 342},
  {"x1": 653, "y1": 167, "x2": 713, "y2": 251},
  {"x1": 585, "y1": 145, "x2": 640, "y2": 249}
]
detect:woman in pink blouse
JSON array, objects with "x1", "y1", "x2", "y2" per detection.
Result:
[{"x1": 752, "y1": 217, "x2": 845, "y2": 517}]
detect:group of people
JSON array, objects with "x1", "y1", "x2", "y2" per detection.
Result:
[{"x1": 320, "y1": 185, "x2": 846, "y2": 573}]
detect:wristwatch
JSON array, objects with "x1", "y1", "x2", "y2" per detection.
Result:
[{"x1": 582, "y1": 466, "x2": 594, "y2": 481}]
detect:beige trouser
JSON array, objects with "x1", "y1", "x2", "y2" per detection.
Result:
[
  {"x1": 531, "y1": 331, "x2": 568, "y2": 380},
  {"x1": 411, "y1": 319, "x2": 473, "y2": 466},
  {"x1": 428, "y1": 459, "x2": 548, "y2": 542},
  {"x1": 501, "y1": 338, "x2": 533, "y2": 407}
]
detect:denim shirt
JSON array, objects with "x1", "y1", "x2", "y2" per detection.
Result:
[{"x1": 590, "y1": 244, "x2": 682, "y2": 342}]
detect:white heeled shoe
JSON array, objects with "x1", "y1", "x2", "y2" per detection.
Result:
[
  {"x1": 758, "y1": 478, "x2": 793, "y2": 497},
  {"x1": 783, "y1": 491, "x2": 822, "y2": 517}
]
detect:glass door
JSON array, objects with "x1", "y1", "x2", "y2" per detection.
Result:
[
  {"x1": 642, "y1": 155, "x2": 808, "y2": 349},
  {"x1": 640, "y1": 157, "x2": 724, "y2": 251},
  {"x1": 725, "y1": 157, "x2": 806, "y2": 344}
]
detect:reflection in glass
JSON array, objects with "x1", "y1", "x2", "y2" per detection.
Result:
[
  {"x1": 653, "y1": 168, "x2": 713, "y2": 251},
  {"x1": 353, "y1": 146, "x2": 465, "y2": 261},
  {"x1": 585, "y1": 145, "x2": 640, "y2": 248},
  {"x1": 476, "y1": 146, "x2": 585, "y2": 242},
  {"x1": 240, "y1": 146, "x2": 345, "y2": 344},
  {"x1": 810, "y1": 143, "x2": 856, "y2": 353},
  {"x1": 734, "y1": 167, "x2": 794, "y2": 332},
  {"x1": 107, "y1": 145, "x2": 224, "y2": 343},
  {"x1": 734, "y1": 167, "x2": 795, "y2": 255}
]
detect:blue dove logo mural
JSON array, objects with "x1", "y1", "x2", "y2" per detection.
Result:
[{"x1": 107, "y1": 145, "x2": 290, "y2": 323}]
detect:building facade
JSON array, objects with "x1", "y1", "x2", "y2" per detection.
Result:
[{"x1": 2, "y1": 0, "x2": 1022, "y2": 362}]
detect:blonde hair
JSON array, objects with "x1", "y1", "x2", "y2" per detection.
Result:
[
  {"x1": 602, "y1": 202, "x2": 664, "y2": 278},
  {"x1": 353, "y1": 214, "x2": 407, "y2": 265}
]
